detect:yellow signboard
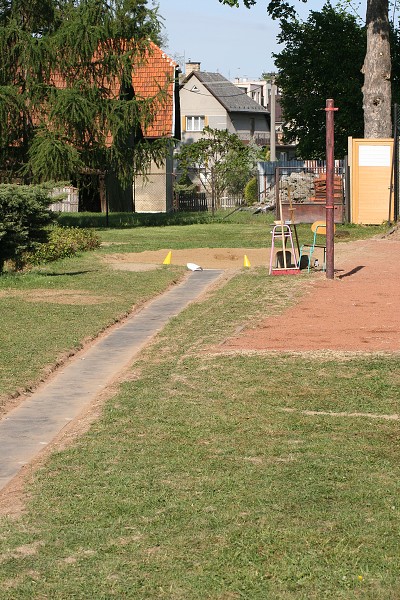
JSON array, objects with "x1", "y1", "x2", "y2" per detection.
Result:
[{"x1": 349, "y1": 138, "x2": 394, "y2": 224}]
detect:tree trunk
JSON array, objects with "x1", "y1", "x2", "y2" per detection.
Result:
[
  {"x1": 99, "y1": 174, "x2": 107, "y2": 213},
  {"x1": 362, "y1": 0, "x2": 392, "y2": 137}
]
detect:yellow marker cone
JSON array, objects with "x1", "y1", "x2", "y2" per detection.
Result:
[
  {"x1": 163, "y1": 251, "x2": 172, "y2": 265},
  {"x1": 243, "y1": 255, "x2": 251, "y2": 268}
]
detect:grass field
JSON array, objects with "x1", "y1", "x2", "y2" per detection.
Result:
[{"x1": 0, "y1": 216, "x2": 398, "y2": 599}]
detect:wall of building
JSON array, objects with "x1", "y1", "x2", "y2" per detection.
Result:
[
  {"x1": 349, "y1": 138, "x2": 394, "y2": 224},
  {"x1": 134, "y1": 156, "x2": 174, "y2": 213},
  {"x1": 230, "y1": 113, "x2": 269, "y2": 145},
  {"x1": 233, "y1": 78, "x2": 269, "y2": 109},
  {"x1": 180, "y1": 77, "x2": 228, "y2": 144}
]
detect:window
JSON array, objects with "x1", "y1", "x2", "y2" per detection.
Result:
[{"x1": 186, "y1": 116, "x2": 205, "y2": 132}]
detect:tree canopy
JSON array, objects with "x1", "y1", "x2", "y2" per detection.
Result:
[
  {"x1": 0, "y1": 0, "x2": 170, "y2": 186},
  {"x1": 274, "y1": 4, "x2": 366, "y2": 159},
  {"x1": 176, "y1": 127, "x2": 261, "y2": 213},
  {"x1": 219, "y1": 0, "x2": 393, "y2": 138}
]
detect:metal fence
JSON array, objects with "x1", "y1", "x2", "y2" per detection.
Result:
[
  {"x1": 133, "y1": 171, "x2": 175, "y2": 213},
  {"x1": 257, "y1": 160, "x2": 347, "y2": 223}
]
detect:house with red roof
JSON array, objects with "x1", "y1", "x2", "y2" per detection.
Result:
[
  {"x1": 106, "y1": 42, "x2": 181, "y2": 213},
  {"x1": 52, "y1": 42, "x2": 181, "y2": 213},
  {"x1": 128, "y1": 43, "x2": 181, "y2": 213}
]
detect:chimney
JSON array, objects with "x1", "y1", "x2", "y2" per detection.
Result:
[{"x1": 185, "y1": 60, "x2": 201, "y2": 75}]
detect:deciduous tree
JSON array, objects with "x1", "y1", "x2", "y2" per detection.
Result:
[
  {"x1": 176, "y1": 127, "x2": 260, "y2": 213},
  {"x1": 219, "y1": 0, "x2": 393, "y2": 138},
  {"x1": 273, "y1": 4, "x2": 365, "y2": 158}
]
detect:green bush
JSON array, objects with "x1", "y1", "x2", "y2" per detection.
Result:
[
  {"x1": 244, "y1": 177, "x2": 259, "y2": 205},
  {"x1": 26, "y1": 226, "x2": 101, "y2": 266},
  {"x1": 0, "y1": 183, "x2": 55, "y2": 272}
]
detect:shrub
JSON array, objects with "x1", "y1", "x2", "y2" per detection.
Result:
[
  {"x1": 26, "y1": 226, "x2": 101, "y2": 266},
  {"x1": 0, "y1": 183, "x2": 55, "y2": 272},
  {"x1": 244, "y1": 177, "x2": 259, "y2": 205}
]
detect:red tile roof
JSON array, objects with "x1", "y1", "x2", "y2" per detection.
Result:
[
  {"x1": 50, "y1": 41, "x2": 178, "y2": 141},
  {"x1": 133, "y1": 41, "x2": 178, "y2": 138}
]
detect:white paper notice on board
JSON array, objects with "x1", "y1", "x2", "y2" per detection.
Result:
[{"x1": 358, "y1": 145, "x2": 391, "y2": 167}]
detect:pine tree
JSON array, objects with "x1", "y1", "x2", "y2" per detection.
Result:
[{"x1": 0, "y1": 0, "x2": 169, "y2": 186}]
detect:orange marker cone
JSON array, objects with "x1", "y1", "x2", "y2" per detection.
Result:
[
  {"x1": 243, "y1": 255, "x2": 251, "y2": 268},
  {"x1": 163, "y1": 251, "x2": 172, "y2": 265}
]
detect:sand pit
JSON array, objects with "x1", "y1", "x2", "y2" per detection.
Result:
[{"x1": 104, "y1": 247, "x2": 271, "y2": 271}]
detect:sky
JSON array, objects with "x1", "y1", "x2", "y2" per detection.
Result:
[
  {"x1": 158, "y1": 0, "x2": 280, "y2": 79},
  {"x1": 157, "y1": 0, "x2": 366, "y2": 81}
]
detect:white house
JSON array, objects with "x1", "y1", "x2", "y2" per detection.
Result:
[{"x1": 180, "y1": 62, "x2": 270, "y2": 146}]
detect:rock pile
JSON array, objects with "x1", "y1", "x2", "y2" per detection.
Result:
[{"x1": 256, "y1": 171, "x2": 316, "y2": 211}]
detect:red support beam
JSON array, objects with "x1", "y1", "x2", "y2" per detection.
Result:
[{"x1": 325, "y1": 99, "x2": 338, "y2": 280}]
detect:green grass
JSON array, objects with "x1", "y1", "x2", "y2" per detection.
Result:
[
  {"x1": 92, "y1": 215, "x2": 387, "y2": 254},
  {"x1": 58, "y1": 210, "x2": 388, "y2": 245},
  {"x1": 0, "y1": 260, "x2": 399, "y2": 598},
  {"x1": 0, "y1": 252, "x2": 183, "y2": 400}
]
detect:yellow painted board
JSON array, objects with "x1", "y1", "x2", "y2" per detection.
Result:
[{"x1": 350, "y1": 138, "x2": 394, "y2": 224}]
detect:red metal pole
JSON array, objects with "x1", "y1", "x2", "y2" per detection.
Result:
[{"x1": 325, "y1": 99, "x2": 338, "y2": 280}]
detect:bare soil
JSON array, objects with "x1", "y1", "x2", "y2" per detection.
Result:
[
  {"x1": 224, "y1": 236, "x2": 400, "y2": 353},
  {"x1": 106, "y1": 236, "x2": 400, "y2": 352},
  {"x1": 103, "y1": 247, "x2": 270, "y2": 271}
]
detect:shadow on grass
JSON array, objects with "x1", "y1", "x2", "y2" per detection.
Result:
[{"x1": 37, "y1": 270, "x2": 98, "y2": 277}]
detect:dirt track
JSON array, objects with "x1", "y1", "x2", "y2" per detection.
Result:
[
  {"x1": 105, "y1": 236, "x2": 400, "y2": 353},
  {"x1": 224, "y1": 237, "x2": 400, "y2": 353}
]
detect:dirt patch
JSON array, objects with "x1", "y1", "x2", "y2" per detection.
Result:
[
  {"x1": 103, "y1": 248, "x2": 270, "y2": 270},
  {"x1": 222, "y1": 238, "x2": 400, "y2": 353},
  {"x1": 0, "y1": 289, "x2": 110, "y2": 305}
]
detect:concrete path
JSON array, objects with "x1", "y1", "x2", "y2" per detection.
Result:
[{"x1": 0, "y1": 269, "x2": 223, "y2": 491}]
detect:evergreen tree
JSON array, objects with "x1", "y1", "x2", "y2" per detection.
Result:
[{"x1": 0, "y1": 0, "x2": 169, "y2": 186}]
